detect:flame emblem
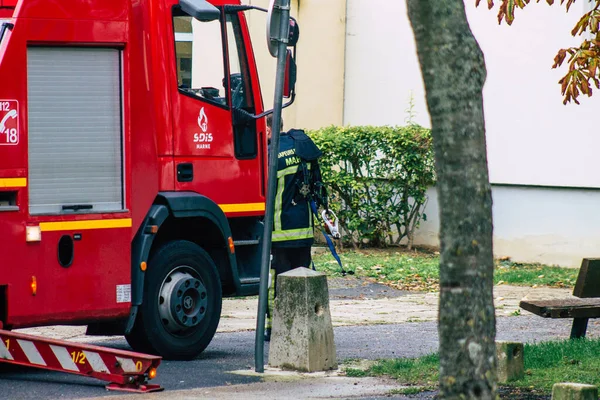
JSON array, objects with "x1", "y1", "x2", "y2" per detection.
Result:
[{"x1": 198, "y1": 108, "x2": 208, "y2": 133}]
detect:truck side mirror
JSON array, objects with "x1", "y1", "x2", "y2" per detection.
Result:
[
  {"x1": 283, "y1": 50, "x2": 296, "y2": 98},
  {"x1": 179, "y1": 0, "x2": 221, "y2": 22}
]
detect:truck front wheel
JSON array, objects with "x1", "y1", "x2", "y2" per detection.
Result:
[{"x1": 126, "y1": 240, "x2": 222, "y2": 360}]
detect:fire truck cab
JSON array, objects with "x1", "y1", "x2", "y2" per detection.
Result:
[{"x1": 0, "y1": 0, "x2": 295, "y2": 359}]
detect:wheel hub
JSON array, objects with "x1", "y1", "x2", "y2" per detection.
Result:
[
  {"x1": 158, "y1": 269, "x2": 208, "y2": 332},
  {"x1": 183, "y1": 296, "x2": 194, "y2": 310}
]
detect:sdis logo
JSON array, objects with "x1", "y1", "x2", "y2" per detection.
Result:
[
  {"x1": 193, "y1": 107, "x2": 213, "y2": 150},
  {"x1": 0, "y1": 100, "x2": 18, "y2": 146}
]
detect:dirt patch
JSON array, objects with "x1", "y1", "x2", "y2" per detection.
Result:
[
  {"x1": 499, "y1": 387, "x2": 550, "y2": 400},
  {"x1": 328, "y1": 276, "x2": 413, "y2": 300}
]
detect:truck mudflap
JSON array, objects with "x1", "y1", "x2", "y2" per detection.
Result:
[
  {"x1": 0, "y1": 329, "x2": 163, "y2": 393},
  {"x1": 125, "y1": 204, "x2": 170, "y2": 335}
]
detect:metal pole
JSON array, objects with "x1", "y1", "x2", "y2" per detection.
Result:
[{"x1": 255, "y1": 0, "x2": 291, "y2": 373}]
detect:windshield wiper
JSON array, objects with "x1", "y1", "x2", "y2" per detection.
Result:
[{"x1": 0, "y1": 22, "x2": 14, "y2": 45}]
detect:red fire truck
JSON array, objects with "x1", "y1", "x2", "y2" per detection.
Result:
[{"x1": 0, "y1": 0, "x2": 296, "y2": 361}]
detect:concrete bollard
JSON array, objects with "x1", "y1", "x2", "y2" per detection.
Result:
[
  {"x1": 496, "y1": 341, "x2": 524, "y2": 383},
  {"x1": 268, "y1": 267, "x2": 337, "y2": 372},
  {"x1": 552, "y1": 383, "x2": 598, "y2": 400}
]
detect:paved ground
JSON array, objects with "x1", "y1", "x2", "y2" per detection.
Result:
[
  {"x1": 1, "y1": 277, "x2": 595, "y2": 399},
  {"x1": 16, "y1": 277, "x2": 575, "y2": 339}
]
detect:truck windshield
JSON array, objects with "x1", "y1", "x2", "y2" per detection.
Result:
[{"x1": 0, "y1": 20, "x2": 12, "y2": 44}]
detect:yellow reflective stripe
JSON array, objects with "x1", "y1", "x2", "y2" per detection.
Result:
[
  {"x1": 274, "y1": 175, "x2": 285, "y2": 232},
  {"x1": 276, "y1": 163, "x2": 311, "y2": 179},
  {"x1": 219, "y1": 203, "x2": 265, "y2": 213},
  {"x1": 0, "y1": 178, "x2": 26, "y2": 188},
  {"x1": 277, "y1": 165, "x2": 299, "y2": 178},
  {"x1": 39, "y1": 219, "x2": 132, "y2": 232},
  {"x1": 272, "y1": 227, "x2": 314, "y2": 242}
]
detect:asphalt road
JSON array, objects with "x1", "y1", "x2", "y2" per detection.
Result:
[{"x1": 0, "y1": 316, "x2": 585, "y2": 400}]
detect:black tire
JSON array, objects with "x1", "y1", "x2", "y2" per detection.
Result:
[{"x1": 125, "y1": 240, "x2": 222, "y2": 360}]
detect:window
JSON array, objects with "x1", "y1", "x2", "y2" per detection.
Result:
[
  {"x1": 173, "y1": 9, "x2": 227, "y2": 106},
  {"x1": 225, "y1": 13, "x2": 257, "y2": 159},
  {"x1": 225, "y1": 14, "x2": 254, "y2": 111}
]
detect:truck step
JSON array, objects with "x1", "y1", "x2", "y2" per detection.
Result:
[
  {"x1": 233, "y1": 239, "x2": 260, "y2": 246},
  {"x1": 240, "y1": 277, "x2": 261, "y2": 285},
  {"x1": 0, "y1": 329, "x2": 163, "y2": 393}
]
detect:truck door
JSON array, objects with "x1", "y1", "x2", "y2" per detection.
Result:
[{"x1": 169, "y1": 6, "x2": 265, "y2": 212}]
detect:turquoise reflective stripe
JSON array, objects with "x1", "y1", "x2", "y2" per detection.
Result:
[{"x1": 272, "y1": 227, "x2": 314, "y2": 242}]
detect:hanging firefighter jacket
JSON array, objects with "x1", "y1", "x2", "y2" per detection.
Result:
[{"x1": 271, "y1": 129, "x2": 325, "y2": 248}]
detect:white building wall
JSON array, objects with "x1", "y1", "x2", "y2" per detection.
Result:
[
  {"x1": 245, "y1": 0, "x2": 346, "y2": 129},
  {"x1": 466, "y1": 2, "x2": 600, "y2": 188},
  {"x1": 345, "y1": 0, "x2": 600, "y2": 187},
  {"x1": 416, "y1": 186, "x2": 600, "y2": 268},
  {"x1": 344, "y1": 0, "x2": 429, "y2": 128},
  {"x1": 344, "y1": 0, "x2": 600, "y2": 266}
]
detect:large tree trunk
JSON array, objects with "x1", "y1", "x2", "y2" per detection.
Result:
[{"x1": 406, "y1": 1, "x2": 497, "y2": 399}]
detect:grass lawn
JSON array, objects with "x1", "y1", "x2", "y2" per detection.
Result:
[
  {"x1": 344, "y1": 338, "x2": 600, "y2": 395},
  {"x1": 322, "y1": 248, "x2": 587, "y2": 395},
  {"x1": 313, "y1": 248, "x2": 578, "y2": 291}
]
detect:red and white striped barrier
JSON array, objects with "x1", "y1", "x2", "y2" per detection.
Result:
[{"x1": 0, "y1": 329, "x2": 163, "y2": 393}]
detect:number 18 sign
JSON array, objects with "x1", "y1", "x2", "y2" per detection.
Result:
[{"x1": 0, "y1": 100, "x2": 19, "y2": 145}]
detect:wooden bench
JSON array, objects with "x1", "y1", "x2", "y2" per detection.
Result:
[{"x1": 519, "y1": 258, "x2": 600, "y2": 339}]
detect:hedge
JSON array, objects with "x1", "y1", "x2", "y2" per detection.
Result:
[{"x1": 309, "y1": 125, "x2": 436, "y2": 249}]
